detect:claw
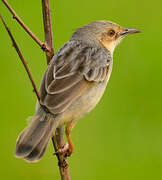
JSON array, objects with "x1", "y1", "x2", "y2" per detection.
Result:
[{"x1": 54, "y1": 143, "x2": 73, "y2": 157}]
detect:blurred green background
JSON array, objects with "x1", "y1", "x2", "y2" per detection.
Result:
[{"x1": 0, "y1": 0, "x2": 162, "y2": 179}]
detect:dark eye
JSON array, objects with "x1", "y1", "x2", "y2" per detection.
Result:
[{"x1": 108, "y1": 29, "x2": 115, "y2": 37}]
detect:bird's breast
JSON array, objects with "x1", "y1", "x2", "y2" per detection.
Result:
[{"x1": 58, "y1": 62, "x2": 113, "y2": 126}]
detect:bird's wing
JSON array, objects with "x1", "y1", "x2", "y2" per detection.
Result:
[{"x1": 39, "y1": 41, "x2": 111, "y2": 114}]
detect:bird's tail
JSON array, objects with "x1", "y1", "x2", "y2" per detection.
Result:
[{"x1": 15, "y1": 106, "x2": 59, "y2": 162}]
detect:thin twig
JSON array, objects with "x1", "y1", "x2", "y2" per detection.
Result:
[
  {"x1": 42, "y1": 0, "x2": 54, "y2": 64},
  {"x1": 0, "y1": 15, "x2": 40, "y2": 102},
  {"x1": 41, "y1": 1, "x2": 71, "y2": 179},
  {"x1": 2, "y1": 0, "x2": 49, "y2": 52}
]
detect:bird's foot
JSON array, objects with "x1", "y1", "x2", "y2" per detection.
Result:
[{"x1": 54, "y1": 143, "x2": 73, "y2": 157}]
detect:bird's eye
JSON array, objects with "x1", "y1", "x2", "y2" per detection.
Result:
[{"x1": 108, "y1": 29, "x2": 115, "y2": 37}]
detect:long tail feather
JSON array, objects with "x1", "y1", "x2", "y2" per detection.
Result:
[{"x1": 15, "y1": 107, "x2": 59, "y2": 162}]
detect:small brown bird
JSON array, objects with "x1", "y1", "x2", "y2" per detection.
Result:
[{"x1": 15, "y1": 20, "x2": 140, "y2": 162}]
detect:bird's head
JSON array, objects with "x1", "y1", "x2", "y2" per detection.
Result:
[{"x1": 71, "y1": 20, "x2": 141, "y2": 54}]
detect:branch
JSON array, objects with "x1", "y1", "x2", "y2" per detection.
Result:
[
  {"x1": 41, "y1": 1, "x2": 71, "y2": 180},
  {"x1": 42, "y1": 0, "x2": 54, "y2": 64},
  {"x1": 53, "y1": 127, "x2": 71, "y2": 180},
  {"x1": 2, "y1": 0, "x2": 49, "y2": 52},
  {"x1": 0, "y1": 15, "x2": 40, "y2": 102}
]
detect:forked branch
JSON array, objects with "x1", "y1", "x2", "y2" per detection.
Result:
[{"x1": 2, "y1": 0, "x2": 49, "y2": 52}]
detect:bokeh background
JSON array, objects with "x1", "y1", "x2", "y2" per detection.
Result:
[{"x1": 0, "y1": 0, "x2": 162, "y2": 179}]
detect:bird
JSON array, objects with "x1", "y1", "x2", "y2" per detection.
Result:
[{"x1": 15, "y1": 20, "x2": 140, "y2": 162}]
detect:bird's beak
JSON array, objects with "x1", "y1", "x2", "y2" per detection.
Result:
[{"x1": 119, "y1": 28, "x2": 141, "y2": 37}]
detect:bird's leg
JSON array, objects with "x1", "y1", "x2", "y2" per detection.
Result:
[
  {"x1": 55, "y1": 122, "x2": 75, "y2": 157},
  {"x1": 65, "y1": 123, "x2": 74, "y2": 156}
]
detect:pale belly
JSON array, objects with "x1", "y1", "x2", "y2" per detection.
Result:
[{"x1": 58, "y1": 64, "x2": 112, "y2": 126}]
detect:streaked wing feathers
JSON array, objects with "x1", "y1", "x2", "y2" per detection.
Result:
[{"x1": 40, "y1": 41, "x2": 111, "y2": 114}]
